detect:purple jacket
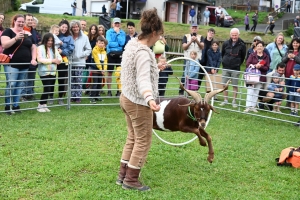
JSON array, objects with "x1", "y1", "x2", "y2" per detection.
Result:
[
  {"x1": 244, "y1": 16, "x2": 249, "y2": 25},
  {"x1": 246, "y1": 52, "x2": 270, "y2": 82}
]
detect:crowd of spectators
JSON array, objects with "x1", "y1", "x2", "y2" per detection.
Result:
[
  {"x1": 0, "y1": 13, "x2": 149, "y2": 114},
  {"x1": 178, "y1": 23, "x2": 299, "y2": 125},
  {"x1": 0, "y1": 11, "x2": 299, "y2": 126}
]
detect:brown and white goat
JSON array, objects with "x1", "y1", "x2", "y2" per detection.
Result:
[{"x1": 153, "y1": 78, "x2": 230, "y2": 163}]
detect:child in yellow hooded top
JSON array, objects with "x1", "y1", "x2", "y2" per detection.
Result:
[{"x1": 90, "y1": 36, "x2": 108, "y2": 103}]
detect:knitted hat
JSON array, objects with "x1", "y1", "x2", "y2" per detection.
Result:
[
  {"x1": 294, "y1": 64, "x2": 300, "y2": 70},
  {"x1": 253, "y1": 36, "x2": 262, "y2": 42},
  {"x1": 271, "y1": 72, "x2": 280, "y2": 77}
]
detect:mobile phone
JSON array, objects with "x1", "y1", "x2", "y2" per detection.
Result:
[
  {"x1": 289, "y1": 50, "x2": 293, "y2": 54},
  {"x1": 24, "y1": 34, "x2": 28, "y2": 39}
]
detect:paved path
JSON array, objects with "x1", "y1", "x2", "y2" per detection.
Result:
[{"x1": 237, "y1": 13, "x2": 298, "y2": 34}]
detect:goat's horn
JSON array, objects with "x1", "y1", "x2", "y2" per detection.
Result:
[
  {"x1": 204, "y1": 79, "x2": 231, "y2": 102},
  {"x1": 178, "y1": 102, "x2": 195, "y2": 107},
  {"x1": 176, "y1": 77, "x2": 202, "y2": 103}
]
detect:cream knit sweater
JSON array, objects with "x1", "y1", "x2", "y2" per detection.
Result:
[{"x1": 121, "y1": 38, "x2": 159, "y2": 107}]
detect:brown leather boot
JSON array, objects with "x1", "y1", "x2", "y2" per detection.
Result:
[
  {"x1": 122, "y1": 167, "x2": 150, "y2": 191},
  {"x1": 116, "y1": 162, "x2": 127, "y2": 185}
]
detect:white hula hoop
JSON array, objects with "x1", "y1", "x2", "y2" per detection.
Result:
[{"x1": 152, "y1": 56, "x2": 214, "y2": 146}]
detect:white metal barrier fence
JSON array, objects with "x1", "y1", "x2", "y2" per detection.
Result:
[{"x1": 0, "y1": 61, "x2": 299, "y2": 127}]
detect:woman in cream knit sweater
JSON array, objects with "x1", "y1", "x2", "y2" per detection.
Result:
[{"x1": 117, "y1": 8, "x2": 166, "y2": 191}]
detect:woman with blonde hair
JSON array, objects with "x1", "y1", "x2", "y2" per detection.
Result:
[
  {"x1": 266, "y1": 32, "x2": 288, "y2": 73},
  {"x1": 97, "y1": 25, "x2": 106, "y2": 38}
]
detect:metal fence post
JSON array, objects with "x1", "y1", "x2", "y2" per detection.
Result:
[{"x1": 67, "y1": 61, "x2": 72, "y2": 110}]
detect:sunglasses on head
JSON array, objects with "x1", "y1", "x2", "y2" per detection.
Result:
[{"x1": 253, "y1": 39, "x2": 260, "y2": 42}]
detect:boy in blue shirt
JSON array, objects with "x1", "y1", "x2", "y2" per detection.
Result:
[
  {"x1": 158, "y1": 56, "x2": 173, "y2": 96},
  {"x1": 189, "y1": 5, "x2": 196, "y2": 24},
  {"x1": 289, "y1": 64, "x2": 300, "y2": 115}
]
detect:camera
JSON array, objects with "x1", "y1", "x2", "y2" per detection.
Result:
[{"x1": 192, "y1": 33, "x2": 197, "y2": 36}]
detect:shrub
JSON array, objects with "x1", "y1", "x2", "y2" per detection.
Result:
[
  {"x1": 277, "y1": 12, "x2": 284, "y2": 18},
  {"x1": 285, "y1": 23, "x2": 294, "y2": 36},
  {"x1": 11, "y1": 0, "x2": 21, "y2": 11}
]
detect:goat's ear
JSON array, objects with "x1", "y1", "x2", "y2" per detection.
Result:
[{"x1": 210, "y1": 105, "x2": 219, "y2": 114}]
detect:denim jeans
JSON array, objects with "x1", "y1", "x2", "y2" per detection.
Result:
[
  {"x1": 110, "y1": 9, "x2": 116, "y2": 18},
  {"x1": 21, "y1": 66, "x2": 36, "y2": 96},
  {"x1": 72, "y1": 7, "x2": 76, "y2": 16},
  {"x1": 82, "y1": 8, "x2": 87, "y2": 16},
  {"x1": 264, "y1": 25, "x2": 270, "y2": 34},
  {"x1": 4, "y1": 65, "x2": 28, "y2": 107}
]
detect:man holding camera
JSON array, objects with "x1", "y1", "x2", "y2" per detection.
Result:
[
  {"x1": 21, "y1": 14, "x2": 39, "y2": 101},
  {"x1": 179, "y1": 23, "x2": 204, "y2": 95}
]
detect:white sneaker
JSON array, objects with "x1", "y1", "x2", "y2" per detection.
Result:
[
  {"x1": 219, "y1": 101, "x2": 228, "y2": 106},
  {"x1": 232, "y1": 101, "x2": 238, "y2": 108},
  {"x1": 251, "y1": 107, "x2": 258, "y2": 113},
  {"x1": 37, "y1": 104, "x2": 46, "y2": 112},
  {"x1": 43, "y1": 104, "x2": 51, "y2": 112},
  {"x1": 244, "y1": 107, "x2": 251, "y2": 112}
]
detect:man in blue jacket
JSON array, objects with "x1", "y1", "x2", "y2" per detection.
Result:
[
  {"x1": 106, "y1": 17, "x2": 126, "y2": 96},
  {"x1": 189, "y1": 5, "x2": 196, "y2": 24}
]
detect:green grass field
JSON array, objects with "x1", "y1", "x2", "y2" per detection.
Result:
[
  {"x1": 0, "y1": 62, "x2": 300, "y2": 199},
  {"x1": 0, "y1": 100, "x2": 299, "y2": 199},
  {"x1": 0, "y1": 9, "x2": 299, "y2": 199}
]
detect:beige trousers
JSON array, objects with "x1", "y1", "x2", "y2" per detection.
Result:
[{"x1": 119, "y1": 94, "x2": 153, "y2": 168}]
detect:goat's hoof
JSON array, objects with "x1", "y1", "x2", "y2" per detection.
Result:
[
  {"x1": 207, "y1": 158, "x2": 213, "y2": 163},
  {"x1": 207, "y1": 155, "x2": 214, "y2": 163},
  {"x1": 200, "y1": 141, "x2": 207, "y2": 146}
]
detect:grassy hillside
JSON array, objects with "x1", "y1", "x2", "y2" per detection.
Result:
[{"x1": 2, "y1": 10, "x2": 284, "y2": 44}]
